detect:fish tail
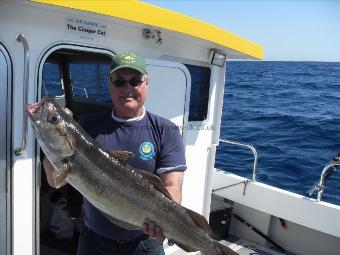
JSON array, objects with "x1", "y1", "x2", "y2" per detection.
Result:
[{"x1": 204, "y1": 240, "x2": 239, "y2": 255}]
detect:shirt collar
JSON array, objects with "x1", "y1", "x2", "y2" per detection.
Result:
[{"x1": 111, "y1": 107, "x2": 145, "y2": 122}]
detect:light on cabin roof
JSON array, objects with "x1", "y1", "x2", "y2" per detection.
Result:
[
  {"x1": 143, "y1": 29, "x2": 162, "y2": 45},
  {"x1": 210, "y1": 51, "x2": 226, "y2": 67}
]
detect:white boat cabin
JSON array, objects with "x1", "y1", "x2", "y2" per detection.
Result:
[
  {"x1": 10, "y1": 1, "x2": 340, "y2": 255},
  {"x1": 0, "y1": 1, "x2": 262, "y2": 254}
]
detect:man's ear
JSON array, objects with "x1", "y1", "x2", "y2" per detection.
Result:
[{"x1": 145, "y1": 76, "x2": 149, "y2": 87}]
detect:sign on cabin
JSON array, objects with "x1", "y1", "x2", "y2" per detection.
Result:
[{"x1": 65, "y1": 17, "x2": 107, "y2": 40}]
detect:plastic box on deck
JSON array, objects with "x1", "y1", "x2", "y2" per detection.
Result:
[{"x1": 209, "y1": 194, "x2": 233, "y2": 240}]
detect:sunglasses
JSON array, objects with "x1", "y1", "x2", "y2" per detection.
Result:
[{"x1": 111, "y1": 76, "x2": 146, "y2": 88}]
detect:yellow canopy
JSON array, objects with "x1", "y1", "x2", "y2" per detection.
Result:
[{"x1": 32, "y1": 0, "x2": 264, "y2": 59}]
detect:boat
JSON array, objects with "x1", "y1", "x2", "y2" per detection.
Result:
[{"x1": 0, "y1": 0, "x2": 338, "y2": 255}]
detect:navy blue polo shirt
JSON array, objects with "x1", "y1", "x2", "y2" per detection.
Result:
[{"x1": 79, "y1": 109, "x2": 186, "y2": 240}]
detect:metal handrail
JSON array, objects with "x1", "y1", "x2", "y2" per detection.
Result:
[
  {"x1": 306, "y1": 155, "x2": 340, "y2": 202},
  {"x1": 15, "y1": 33, "x2": 29, "y2": 156},
  {"x1": 72, "y1": 86, "x2": 88, "y2": 98},
  {"x1": 219, "y1": 139, "x2": 258, "y2": 181}
]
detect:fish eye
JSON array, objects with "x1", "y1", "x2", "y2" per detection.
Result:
[{"x1": 49, "y1": 115, "x2": 60, "y2": 124}]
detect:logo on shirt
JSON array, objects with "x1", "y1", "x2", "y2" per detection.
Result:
[{"x1": 139, "y1": 142, "x2": 155, "y2": 160}]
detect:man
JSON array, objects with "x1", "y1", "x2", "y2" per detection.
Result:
[{"x1": 43, "y1": 52, "x2": 186, "y2": 255}]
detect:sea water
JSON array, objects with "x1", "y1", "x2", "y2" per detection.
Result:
[
  {"x1": 216, "y1": 61, "x2": 340, "y2": 205},
  {"x1": 43, "y1": 60, "x2": 340, "y2": 205}
]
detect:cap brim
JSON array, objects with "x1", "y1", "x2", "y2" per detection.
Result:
[{"x1": 110, "y1": 64, "x2": 147, "y2": 75}]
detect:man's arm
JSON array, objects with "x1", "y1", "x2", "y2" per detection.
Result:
[
  {"x1": 160, "y1": 171, "x2": 184, "y2": 203},
  {"x1": 142, "y1": 171, "x2": 184, "y2": 242}
]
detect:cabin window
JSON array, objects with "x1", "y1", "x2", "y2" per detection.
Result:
[
  {"x1": 185, "y1": 64, "x2": 211, "y2": 121},
  {"x1": 42, "y1": 63, "x2": 63, "y2": 97},
  {"x1": 40, "y1": 48, "x2": 113, "y2": 118},
  {"x1": 69, "y1": 63, "x2": 111, "y2": 103}
]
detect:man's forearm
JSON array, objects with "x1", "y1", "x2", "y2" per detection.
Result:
[
  {"x1": 164, "y1": 185, "x2": 182, "y2": 204},
  {"x1": 160, "y1": 171, "x2": 184, "y2": 204}
]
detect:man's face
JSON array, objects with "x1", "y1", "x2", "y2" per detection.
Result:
[{"x1": 109, "y1": 68, "x2": 148, "y2": 119}]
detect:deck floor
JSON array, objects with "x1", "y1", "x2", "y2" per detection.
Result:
[{"x1": 222, "y1": 238, "x2": 295, "y2": 255}]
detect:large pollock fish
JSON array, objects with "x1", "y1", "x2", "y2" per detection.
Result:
[{"x1": 27, "y1": 97, "x2": 238, "y2": 255}]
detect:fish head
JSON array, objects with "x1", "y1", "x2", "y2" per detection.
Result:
[{"x1": 27, "y1": 97, "x2": 76, "y2": 162}]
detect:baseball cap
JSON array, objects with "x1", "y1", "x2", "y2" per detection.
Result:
[{"x1": 110, "y1": 52, "x2": 147, "y2": 75}]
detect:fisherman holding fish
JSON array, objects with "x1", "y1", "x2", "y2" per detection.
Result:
[
  {"x1": 42, "y1": 52, "x2": 186, "y2": 255},
  {"x1": 35, "y1": 52, "x2": 237, "y2": 255}
]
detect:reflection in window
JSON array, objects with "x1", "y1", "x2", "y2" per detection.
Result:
[
  {"x1": 185, "y1": 64, "x2": 211, "y2": 121},
  {"x1": 69, "y1": 63, "x2": 111, "y2": 103},
  {"x1": 42, "y1": 63, "x2": 63, "y2": 97}
]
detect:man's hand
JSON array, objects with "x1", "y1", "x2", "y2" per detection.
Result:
[{"x1": 142, "y1": 222, "x2": 165, "y2": 242}]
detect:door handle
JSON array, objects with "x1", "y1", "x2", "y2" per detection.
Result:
[{"x1": 14, "y1": 33, "x2": 30, "y2": 156}]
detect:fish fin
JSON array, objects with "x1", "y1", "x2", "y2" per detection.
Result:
[
  {"x1": 67, "y1": 133, "x2": 77, "y2": 150},
  {"x1": 135, "y1": 169, "x2": 174, "y2": 201},
  {"x1": 53, "y1": 162, "x2": 70, "y2": 189},
  {"x1": 100, "y1": 210, "x2": 139, "y2": 231},
  {"x1": 184, "y1": 207, "x2": 211, "y2": 234},
  {"x1": 110, "y1": 150, "x2": 134, "y2": 165}
]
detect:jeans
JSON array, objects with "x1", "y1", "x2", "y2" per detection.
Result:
[{"x1": 77, "y1": 227, "x2": 165, "y2": 255}]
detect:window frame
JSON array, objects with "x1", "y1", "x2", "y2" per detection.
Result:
[
  {"x1": 0, "y1": 42, "x2": 13, "y2": 255},
  {"x1": 36, "y1": 43, "x2": 115, "y2": 253},
  {"x1": 37, "y1": 43, "x2": 115, "y2": 103}
]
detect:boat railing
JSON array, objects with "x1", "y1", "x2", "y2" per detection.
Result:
[
  {"x1": 42, "y1": 81, "x2": 88, "y2": 98},
  {"x1": 219, "y1": 139, "x2": 258, "y2": 182},
  {"x1": 42, "y1": 81, "x2": 63, "y2": 96},
  {"x1": 306, "y1": 154, "x2": 340, "y2": 202},
  {"x1": 72, "y1": 84, "x2": 89, "y2": 98}
]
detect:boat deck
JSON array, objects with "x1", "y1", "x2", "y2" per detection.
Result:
[
  {"x1": 163, "y1": 237, "x2": 289, "y2": 255},
  {"x1": 221, "y1": 238, "x2": 294, "y2": 255}
]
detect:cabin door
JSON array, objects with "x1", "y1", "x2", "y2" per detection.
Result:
[
  {"x1": 37, "y1": 51, "x2": 190, "y2": 254},
  {"x1": 144, "y1": 60, "x2": 190, "y2": 132},
  {"x1": 0, "y1": 45, "x2": 11, "y2": 255}
]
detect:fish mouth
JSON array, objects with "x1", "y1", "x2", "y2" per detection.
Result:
[{"x1": 26, "y1": 101, "x2": 43, "y2": 122}]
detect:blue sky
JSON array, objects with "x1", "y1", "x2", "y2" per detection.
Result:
[{"x1": 144, "y1": 1, "x2": 340, "y2": 62}]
